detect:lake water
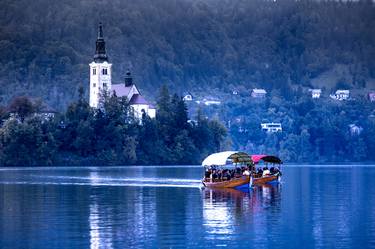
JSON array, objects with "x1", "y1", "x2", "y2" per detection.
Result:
[{"x1": 0, "y1": 165, "x2": 374, "y2": 249}]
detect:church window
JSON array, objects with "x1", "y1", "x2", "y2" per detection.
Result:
[
  {"x1": 93, "y1": 68, "x2": 96, "y2": 75},
  {"x1": 103, "y1": 83, "x2": 107, "y2": 88},
  {"x1": 93, "y1": 83, "x2": 96, "y2": 87},
  {"x1": 102, "y1": 68, "x2": 108, "y2": 75}
]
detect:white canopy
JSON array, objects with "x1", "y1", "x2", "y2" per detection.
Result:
[{"x1": 201, "y1": 151, "x2": 252, "y2": 167}]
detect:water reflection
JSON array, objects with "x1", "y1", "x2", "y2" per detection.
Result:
[
  {"x1": 89, "y1": 171, "x2": 113, "y2": 249},
  {"x1": 1, "y1": 166, "x2": 374, "y2": 249},
  {"x1": 202, "y1": 184, "x2": 282, "y2": 244}
]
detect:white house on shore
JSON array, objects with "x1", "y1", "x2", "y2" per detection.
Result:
[
  {"x1": 330, "y1": 90, "x2": 350, "y2": 101},
  {"x1": 349, "y1": 124, "x2": 363, "y2": 136},
  {"x1": 261, "y1": 123, "x2": 282, "y2": 133},
  {"x1": 183, "y1": 93, "x2": 193, "y2": 101},
  {"x1": 89, "y1": 23, "x2": 155, "y2": 119},
  {"x1": 369, "y1": 92, "x2": 375, "y2": 102},
  {"x1": 309, "y1": 89, "x2": 322, "y2": 99},
  {"x1": 251, "y1": 88, "x2": 267, "y2": 98}
]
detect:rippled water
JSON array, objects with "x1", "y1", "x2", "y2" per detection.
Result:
[{"x1": 0, "y1": 165, "x2": 374, "y2": 249}]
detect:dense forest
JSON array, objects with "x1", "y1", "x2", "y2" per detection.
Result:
[
  {"x1": 0, "y1": 0, "x2": 374, "y2": 164},
  {"x1": 0, "y1": 87, "x2": 227, "y2": 166},
  {"x1": 0, "y1": 0, "x2": 374, "y2": 107},
  {"x1": 215, "y1": 92, "x2": 375, "y2": 162}
]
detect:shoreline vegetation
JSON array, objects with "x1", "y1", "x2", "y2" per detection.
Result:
[
  {"x1": 0, "y1": 86, "x2": 227, "y2": 166},
  {"x1": 1, "y1": 85, "x2": 375, "y2": 166}
]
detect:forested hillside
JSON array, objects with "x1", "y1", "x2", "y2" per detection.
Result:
[
  {"x1": 0, "y1": 0, "x2": 374, "y2": 109},
  {"x1": 1, "y1": 0, "x2": 375, "y2": 163},
  {"x1": 0, "y1": 87, "x2": 227, "y2": 166}
]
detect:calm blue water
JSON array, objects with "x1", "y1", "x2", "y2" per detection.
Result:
[{"x1": 0, "y1": 165, "x2": 374, "y2": 249}]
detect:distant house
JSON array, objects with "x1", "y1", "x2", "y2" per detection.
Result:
[
  {"x1": 9, "y1": 106, "x2": 57, "y2": 122},
  {"x1": 203, "y1": 100, "x2": 221, "y2": 106},
  {"x1": 198, "y1": 97, "x2": 221, "y2": 106},
  {"x1": 309, "y1": 89, "x2": 322, "y2": 99},
  {"x1": 183, "y1": 93, "x2": 193, "y2": 101},
  {"x1": 37, "y1": 107, "x2": 57, "y2": 120},
  {"x1": 261, "y1": 123, "x2": 282, "y2": 133},
  {"x1": 330, "y1": 90, "x2": 350, "y2": 101},
  {"x1": 251, "y1": 88, "x2": 267, "y2": 98},
  {"x1": 368, "y1": 92, "x2": 375, "y2": 102},
  {"x1": 187, "y1": 119, "x2": 198, "y2": 125},
  {"x1": 349, "y1": 124, "x2": 363, "y2": 136}
]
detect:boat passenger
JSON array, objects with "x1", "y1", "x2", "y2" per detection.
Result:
[
  {"x1": 236, "y1": 167, "x2": 242, "y2": 174},
  {"x1": 205, "y1": 169, "x2": 211, "y2": 178},
  {"x1": 230, "y1": 170, "x2": 235, "y2": 178},
  {"x1": 270, "y1": 167, "x2": 275, "y2": 174},
  {"x1": 262, "y1": 167, "x2": 271, "y2": 176},
  {"x1": 212, "y1": 170, "x2": 218, "y2": 179},
  {"x1": 218, "y1": 170, "x2": 223, "y2": 180},
  {"x1": 243, "y1": 169, "x2": 250, "y2": 176},
  {"x1": 223, "y1": 170, "x2": 231, "y2": 180}
]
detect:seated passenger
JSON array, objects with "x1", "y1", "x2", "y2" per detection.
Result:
[
  {"x1": 205, "y1": 169, "x2": 211, "y2": 178},
  {"x1": 230, "y1": 170, "x2": 235, "y2": 178},
  {"x1": 212, "y1": 170, "x2": 218, "y2": 179},
  {"x1": 224, "y1": 171, "x2": 231, "y2": 181},
  {"x1": 236, "y1": 167, "x2": 242, "y2": 175},
  {"x1": 270, "y1": 167, "x2": 275, "y2": 174},
  {"x1": 262, "y1": 167, "x2": 271, "y2": 176}
]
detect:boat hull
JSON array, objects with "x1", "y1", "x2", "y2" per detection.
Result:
[
  {"x1": 202, "y1": 174, "x2": 279, "y2": 189},
  {"x1": 253, "y1": 175, "x2": 278, "y2": 185}
]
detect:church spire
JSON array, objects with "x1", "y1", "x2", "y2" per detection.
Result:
[
  {"x1": 125, "y1": 70, "x2": 133, "y2": 87},
  {"x1": 94, "y1": 22, "x2": 108, "y2": 62}
]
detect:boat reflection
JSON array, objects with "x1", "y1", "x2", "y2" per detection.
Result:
[{"x1": 201, "y1": 184, "x2": 282, "y2": 240}]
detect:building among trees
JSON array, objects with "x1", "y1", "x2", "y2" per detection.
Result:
[
  {"x1": 251, "y1": 89, "x2": 267, "y2": 98},
  {"x1": 368, "y1": 92, "x2": 375, "y2": 102},
  {"x1": 349, "y1": 124, "x2": 363, "y2": 136},
  {"x1": 330, "y1": 90, "x2": 350, "y2": 101},
  {"x1": 89, "y1": 23, "x2": 155, "y2": 118},
  {"x1": 261, "y1": 123, "x2": 282, "y2": 133},
  {"x1": 309, "y1": 89, "x2": 322, "y2": 99}
]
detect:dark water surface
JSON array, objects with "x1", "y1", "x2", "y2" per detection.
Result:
[{"x1": 0, "y1": 165, "x2": 374, "y2": 249}]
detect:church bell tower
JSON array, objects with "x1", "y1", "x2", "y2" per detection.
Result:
[{"x1": 89, "y1": 22, "x2": 112, "y2": 108}]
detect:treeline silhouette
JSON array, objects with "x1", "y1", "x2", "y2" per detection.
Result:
[{"x1": 0, "y1": 87, "x2": 226, "y2": 166}]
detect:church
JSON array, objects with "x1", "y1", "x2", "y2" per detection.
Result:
[{"x1": 89, "y1": 23, "x2": 156, "y2": 119}]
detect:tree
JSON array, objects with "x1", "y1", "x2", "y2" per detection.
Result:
[
  {"x1": 0, "y1": 117, "x2": 56, "y2": 166},
  {"x1": 8, "y1": 96, "x2": 36, "y2": 122}
]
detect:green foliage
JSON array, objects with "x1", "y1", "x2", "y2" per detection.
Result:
[
  {"x1": 0, "y1": 88, "x2": 226, "y2": 166},
  {"x1": 138, "y1": 87, "x2": 225, "y2": 165},
  {"x1": 8, "y1": 96, "x2": 38, "y2": 121},
  {"x1": 0, "y1": 117, "x2": 57, "y2": 166},
  {"x1": 226, "y1": 91, "x2": 375, "y2": 163},
  {"x1": 0, "y1": 0, "x2": 374, "y2": 164},
  {"x1": 0, "y1": 0, "x2": 374, "y2": 110}
]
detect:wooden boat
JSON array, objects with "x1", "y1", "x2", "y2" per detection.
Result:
[
  {"x1": 201, "y1": 151, "x2": 282, "y2": 189},
  {"x1": 202, "y1": 175, "x2": 251, "y2": 188}
]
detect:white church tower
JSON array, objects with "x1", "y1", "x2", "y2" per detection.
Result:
[{"x1": 89, "y1": 23, "x2": 112, "y2": 108}]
